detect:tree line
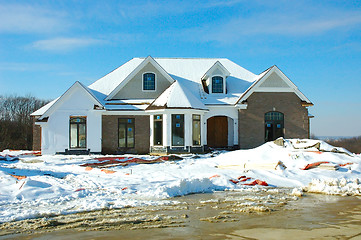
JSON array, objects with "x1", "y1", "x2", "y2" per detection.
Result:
[
  {"x1": 326, "y1": 136, "x2": 361, "y2": 154},
  {"x1": 0, "y1": 95, "x2": 49, "y2": 151}
]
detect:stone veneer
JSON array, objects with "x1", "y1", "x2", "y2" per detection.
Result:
[
  {"x1": 102, "y1": 115, "x2": 150, "y2": 154},
  {"x1": 238, "y1": 92, "x2": 310, "y2": 149},
  {"x1": 32, "y1": 116, "x2": 41, "y2": 151}
]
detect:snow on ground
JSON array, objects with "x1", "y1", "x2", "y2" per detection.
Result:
[{"x1": 0, "y1": 139, "x2": 360, "y2": 223}]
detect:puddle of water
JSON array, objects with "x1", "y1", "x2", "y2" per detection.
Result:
[{"x1": 1, "y1": 190, "x2": 361, "y2": 240}]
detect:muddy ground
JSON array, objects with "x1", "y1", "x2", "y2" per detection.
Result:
[{"x1": 1, "y1": 188, "x2": 361, "y2": 239}]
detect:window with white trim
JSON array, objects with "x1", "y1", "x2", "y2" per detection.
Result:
[
  {"x1": 143, "y1": 73, "x2": 156, "y2": 91},
  {"x1": 212, "y1": 76, "x2": 224, "y2": 93}
]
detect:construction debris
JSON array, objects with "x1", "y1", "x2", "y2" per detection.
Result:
[
  {"x1": 217, "y1": 160, "x2": 286, "y2": 171},
  {"x1": 80, "y1": 155, "x2": 183, "y2": 169}
]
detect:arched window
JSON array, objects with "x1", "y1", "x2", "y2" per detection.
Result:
[
  {"x1": 143, "y1": 73, "x2": 155, "y2": 91},
  {"x1": 212, "y1": 76, "x2": 223, "y2": 93},
  {"x1": 265, "y1": 111, "x2": 284, "y2": 142}
]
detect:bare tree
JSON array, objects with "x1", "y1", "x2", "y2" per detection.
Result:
[{"x1": 0, "y1": 95, "x2": 49, "y2": 151}]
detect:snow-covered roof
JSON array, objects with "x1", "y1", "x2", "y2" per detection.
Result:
[
  {"x1": 104, "y1": 99, "x2": 153, "y2": 111},
  {"x1": 30, "y1": 97, "x2": 59, "y2": 116},
  {"x1": 88, "y1": 57, "x2": 258, "y2": 105},
  {"x1": 147, "y1": 81, "x2": 208, "y2": 110},
  {"x1": 32, "y1": 57, "x2": 311, "y2": 117},
  {"x1": 31, "y1": 82, "x2": 106, "y2": 117},
  {"x1": 88, "y1": 58, "x2": 144, "y2": 96}
]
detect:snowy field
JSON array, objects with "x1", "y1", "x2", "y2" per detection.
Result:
[{"x1": 0, "y1": 139, "x2": 360, "y2": 223}]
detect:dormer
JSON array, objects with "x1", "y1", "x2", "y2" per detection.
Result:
[{"x1": 201, "y1": 61, "x2": 230, "y2": 94}]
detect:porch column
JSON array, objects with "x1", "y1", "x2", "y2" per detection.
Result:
[
  {"x1": 149, "y1": 114, "x2": 154, "y2": 146},
  {"x1": 163, "y1": 113, "x2": 171, "y2": 147},
  {"x1": 234, "y1": 118, "x2": 239, "y2": 146},
  {"x1": 184, "y1": 113, "x2": 192, "y2": 148},
  {"x1": 202, "y1": 117, "x2": 207, "y2": 145}
]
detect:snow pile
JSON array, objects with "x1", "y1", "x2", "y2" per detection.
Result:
[
  {"x1": 303, "y1": 178, "x2": 361, "y2": 196},
  {"x1": 150, "y1": 178, "x2": 221, "y2": 198},
  {"x1": 0, "y1": 138, "x2": 360, "y2": 223}
]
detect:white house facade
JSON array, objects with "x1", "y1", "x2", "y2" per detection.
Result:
[{"x1": 32, "y1": 56, "x2": 313, "y2": 155}]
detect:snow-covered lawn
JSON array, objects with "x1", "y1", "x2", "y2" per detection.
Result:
[{"x1": 0, "y1": 139, "x2": 360, "y2": 223}]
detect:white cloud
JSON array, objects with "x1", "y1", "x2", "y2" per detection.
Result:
[
  {"x1": 31, "y1": 37, "x2": 106, "y2": 52},
  {"x1": 0, "y1": 3, "x2": 70, "y2": 34},
  {"x1": 167, "y1": 7, "x2": 361, "y2": 43},
  {"x1": 222, "y1": 12, "x2": 361, "y2": 37}
]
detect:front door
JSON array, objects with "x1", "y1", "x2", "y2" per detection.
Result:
[{"x1": 207, "y1": 116, "x2": 228, "y2": 148}]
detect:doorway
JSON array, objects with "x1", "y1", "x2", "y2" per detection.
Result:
[
  {"x1": 207, "y1": 116, "x2": 228, "y2": 148},
  {"x1": 265, "y1": 111, "x2": 284, "y2": 142}
]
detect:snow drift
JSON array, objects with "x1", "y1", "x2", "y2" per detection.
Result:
[{"x1": 0, "y1": 138, "x2": 360, "y2": 222}]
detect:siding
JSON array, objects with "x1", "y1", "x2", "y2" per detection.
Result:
[{"x1": 113, "y1": 63, "x2": 172, "y2": 99}]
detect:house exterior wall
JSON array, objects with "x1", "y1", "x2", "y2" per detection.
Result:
[
  {"x1": 39, "y1": 88, "x2": 102, "y2": 154},
  {"x1": 113, "y1": 63, "x2": 172, "y2": 99},
  {"x1": 102, "y1": 115, "x2": 150, "y2": 154},
  {"x1": 238, "y1": 92, "x2": 309, "y2": 149},
  {"x1": 32, "y1": 116, "x2": 41, "y2": 151}
]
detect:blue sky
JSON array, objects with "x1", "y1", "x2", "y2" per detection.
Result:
[{"x1": 0, "y1": 0, "x2": 360, "y2": 137}]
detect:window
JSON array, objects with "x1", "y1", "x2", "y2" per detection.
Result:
[
  {"x1": 212, "y1": 76, "x2": 224, "y2": 93},
  {"x1": 119, "y1": 118, "x2": 135, "y2": 148},
  {"x1": 265, "y1": 112, "x2": 284, "y2": 142},
  {"x1": 154, "y1": 115, "x2": 163, "y2": 145},
  {"x1": 172, "y1": 114, "x2": 184, "y2": 146},
  {"x1": 143, "y1": 73, "x2": 156, "y2": 91},
  {"x1": 70, "y1": 117, "x2": 86, "y2": 148},
  {"x1": 192, "y1": 114, "x2": 201, "y2": 146}
]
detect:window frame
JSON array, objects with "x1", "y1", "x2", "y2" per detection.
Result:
[
  {"x1": 69, "y1": 116, "x2": 87, "y2": 149},
  {"x1": 153, "y1": 115, "x2": 163, "y2": 146},
  {"x1": 118, "y1": 118, "x2": 135, "y2": 149},
  {"x1": 192, "y1": 114, "x2": 201, "y2": 146},
  {"x1": 211, "y1": 76, "x2": 224, "y2": 94},
  {"x1": 171, "y1": 114, "x2": 185, "y2": 146},
  {"x1": 142, "y1": 72, "x2": 157, "y2": 92}
]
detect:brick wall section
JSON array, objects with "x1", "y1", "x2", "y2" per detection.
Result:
[
  {"x1": 102, "y1": 115, "x2": 150, "y2": 154},
  {"x1": 239, "y1": 92, "x2": 309, "y2": 149},
  {"x1": 32, "y1": 116, "x2": 41, "y2": 151}
]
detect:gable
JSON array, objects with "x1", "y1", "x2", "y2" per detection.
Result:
[
  {"x1": 38, "y1": 82, "x2": 103, "y2": 119},
  {"x1": 236, "y1": 66, "x2": 312, "y2": 105},
  {"x1": 258, "y1": 72, "x2": 290, "y2": 88},
  {"x1": 211, "y1": 68, "x2": 224, "y2": 76},
  {"x1": 105, "y1": 56, "x2": 175, "y2": 100},
  {"x1": 201, "y1": 61, "x2": 231, "y2": 94},
  {"x1": 112, "y1": 62, "x2": 173, "y2": 99}
]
